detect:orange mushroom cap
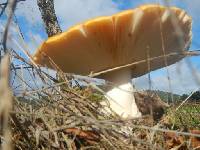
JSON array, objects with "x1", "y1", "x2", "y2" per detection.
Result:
[{"x1": 33, "y1": 4, "x2": 192, "y2": 78}]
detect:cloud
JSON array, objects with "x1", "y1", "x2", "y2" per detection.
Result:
[
  {"x1": 25, "y1": 32, "x2": 44, "y2": 54},
  {"x1": 134, "y1": 58, "x2": 200, "y2": 94},
  {"x1": 16, "y1": 0, "x2": 119, "y2": 30},
  {"x1": 0, "y1": 19, "x2": 44, "y2": 56},
  {"x1": 54, "y1": 0, "x2": 119, "y2": 30},
  {"x1": 15, "y1": 0, "x2": 42, "y2": 26}
]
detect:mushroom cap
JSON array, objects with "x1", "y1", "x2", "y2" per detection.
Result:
[{"x1": 33, "y1": 4, "x2": 192, "y2": 78}]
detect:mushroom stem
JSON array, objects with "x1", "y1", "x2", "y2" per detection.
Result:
[{"x1": 101, "y1": 68, "x2": 141, "y2": 118}]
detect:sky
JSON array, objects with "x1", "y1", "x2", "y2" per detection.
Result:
[{"x1": 1, "y1": 0, "x2": 200, "y2": 95}]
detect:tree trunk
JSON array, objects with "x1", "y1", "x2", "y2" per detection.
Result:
[{"x1": 37, "y1": 0, "x2": 62, "y2": 37}]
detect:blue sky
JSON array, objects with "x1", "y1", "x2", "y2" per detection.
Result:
[{"x1": 1, "y1": 0, "x2": 200, "y2": 94}]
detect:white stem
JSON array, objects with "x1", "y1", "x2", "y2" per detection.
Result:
[{"x1": 101, "y1": 68, "x2": 141, "y2": 118}]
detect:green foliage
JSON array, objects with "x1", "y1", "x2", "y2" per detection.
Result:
[
  {"x1": 88, "y1": 93, "x2": 104, "y2": 102},
  {"x1": 167, "y1": 104, "x2": 200, "y2": 129},
  {"x1": 151, "y1": 90, "x2": 200, "y2": 103},
  {"x1": 180, "y1": 90, "x2": 200, "y2": 103},
  {"x1": 180, "y1": 94, "x2": 188, "y2": 101}
]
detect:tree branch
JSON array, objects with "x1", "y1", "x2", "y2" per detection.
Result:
[{"x1": 37, "y1": 0, "x2": 62, "y2": 37}]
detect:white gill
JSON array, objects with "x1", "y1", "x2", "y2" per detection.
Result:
[
  {"x1": 79, "y1": 25, "x2": 87, "y2": 38},
  {"x1": 161, "y1": 9, "x2": 171, "y2": 23},
  {"x1": 131, "y1": 8, "x2": 144, "y2": 34}
]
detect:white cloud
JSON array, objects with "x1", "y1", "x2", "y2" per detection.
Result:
[
  {"x1": 0, "y1": 19, "x2": 44, "y2": 55},
  {"x1": 54, "y1": 0, "x2": 119, "y2": 30},
  {"x1": 26, "y1": 32, "x2": 44, "y2": 54},
  {"x1": 16, "y1": 0, "x2": 119, "y2": 30},
  {"x1": 16, "y1": 0, "x2": 42, "y2": 26},
  {"x1": 134, "y1": 58, "x2": 200, "y2": 94}
]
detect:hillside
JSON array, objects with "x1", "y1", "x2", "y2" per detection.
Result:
[{"x1": 146, "y1": 90, "x2": 181, "y2": 103}]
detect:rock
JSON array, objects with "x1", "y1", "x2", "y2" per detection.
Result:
[{"x1": 134, "y1": 91, "x2": 169, "y2": 121}]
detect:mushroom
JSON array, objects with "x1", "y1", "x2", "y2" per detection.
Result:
[{"x1": 33, "y1": 4, "x2": 192, "y2": 118}]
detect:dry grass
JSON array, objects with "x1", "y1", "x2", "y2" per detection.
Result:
[
  {"x1": 0, "y1": 59, "x2": 199, "y2": 149},
  {"x1": 1, "y1": 1, "x2": 200, "y2": 149},
  {"x1": 0, "y1": 55, "x2": 13, "y2": 150}
]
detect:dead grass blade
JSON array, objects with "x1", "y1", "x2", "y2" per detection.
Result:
[{"x1": 0, "y1": 55, "x2": 13, "y2": 150}]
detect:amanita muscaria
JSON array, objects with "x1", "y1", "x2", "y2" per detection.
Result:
[{"x1": 33, "y1": 4, "x2": 192, "y2": 118}]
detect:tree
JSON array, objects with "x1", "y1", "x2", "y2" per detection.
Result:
[
  {"x1": 37, "y1": 0, "x2": 62, "y2": 81},
  {"x1": 191, "y1": 91, "x2": 200, "y2": 102},
  {"x1": 180, "y1": 94, "x2": 189, "y2": 101},
  {"x1": 37, "y1": 0, "x2": 62, "y2": 37},
  {"x1": 180, "y1": 91, "x2": 200, "y2": 103}
]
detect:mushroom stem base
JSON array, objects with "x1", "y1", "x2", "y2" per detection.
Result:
[{"x1": 105, "y1": 82, "x2": 141, "y2": 118}]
